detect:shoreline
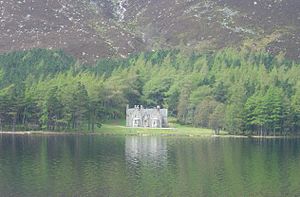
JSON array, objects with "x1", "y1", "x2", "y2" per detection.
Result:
[{"x1": 0, "y1": 131, "x2": 299, "y2": 139}]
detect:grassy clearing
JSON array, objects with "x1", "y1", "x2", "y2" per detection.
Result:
[{"x1": 95, "y1": 119, "x2": 228, "y2": 136}]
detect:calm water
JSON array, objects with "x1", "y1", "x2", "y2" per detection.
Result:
[{"x1": 0, "y1": 135, "x2": 300, "y2": 197}]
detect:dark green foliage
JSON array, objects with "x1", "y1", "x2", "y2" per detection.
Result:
[
  {"x1": 0, "y1": 48, "x2": 299, "y2": 135},
  {"x1": 0, "y1": 48, "x2": 74, "y2": 88}
]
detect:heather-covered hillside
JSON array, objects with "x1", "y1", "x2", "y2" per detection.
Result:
[{"x1": 0, "y1": 0, "x2": 299, "y2": 62}]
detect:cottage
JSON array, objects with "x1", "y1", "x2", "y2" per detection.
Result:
[{"x1": 126, "y1": 105, "x2": 168, "y2": 128}]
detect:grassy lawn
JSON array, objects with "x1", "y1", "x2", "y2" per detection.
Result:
[{"x1": 95, "y1": 119, "x2": 228, "y2": 136}]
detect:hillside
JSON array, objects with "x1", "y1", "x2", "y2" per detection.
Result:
[
  {"x1": 0, "y1": 48, "x2": 299, "y2": 134},
  {"x1": 0, "y1": 0, "x2": 299, "y2": 62}
]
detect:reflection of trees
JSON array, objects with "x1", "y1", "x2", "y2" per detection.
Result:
[
  {"x1": 125, "y1": 136, "x2": 168, "y2": 166},
  {"x1": 0, "y1": 135, "x2": 129, "y2": 196},
  {"x1": 167, "y1": 138, "x2": 300, "y2": 196},
  {"x1": 1, "y1": 136, "x2": 300, "y2": 196}
]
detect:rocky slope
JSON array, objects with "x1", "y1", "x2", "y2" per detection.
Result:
[{"x1": 0, "y1": 0, "x2": 299, "y2": 62}]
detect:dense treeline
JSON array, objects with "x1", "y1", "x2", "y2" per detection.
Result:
[{"x1": 0, "y1": 48, "x2": 299, "y2": 135}]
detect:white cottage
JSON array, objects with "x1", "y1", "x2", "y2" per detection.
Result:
[{"x1": 126, "y1": 105, "x2": 168, "y2": 128}]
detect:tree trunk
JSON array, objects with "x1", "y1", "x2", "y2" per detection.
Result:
[
  {"x1": 72, "y1": 112, "x2": 76, "y2": 130},
  {"x1": 12, "y1": 115, "x2": 16, "y2": 132},
  {"x1": 22, "y1": 107, "x2": 27, "y2": 125},
  {"x1": 91, "y1": 109, "x2": 96, "y2": 133},
  {"x1": 92, "y1": 121, "x2": 95, "y2": 133},
  {"x1": 88, "y1": 112, "x2": 90, "y2": 132}
]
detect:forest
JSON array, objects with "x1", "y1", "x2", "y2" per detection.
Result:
[{"x1": 0, "y1": 48, "x2": 299, "y2": 135}]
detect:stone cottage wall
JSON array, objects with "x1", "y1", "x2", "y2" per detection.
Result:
[{"x1": 126, "y1": 105, "x2": 168, "y2": 128}]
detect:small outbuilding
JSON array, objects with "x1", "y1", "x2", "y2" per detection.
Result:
[{"x1": 126, "y1": 105, "x2": 168, "y2": 128}]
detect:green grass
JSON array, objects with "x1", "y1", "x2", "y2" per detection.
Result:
[{"x1": 95, "y1": 119, "x2": 228, "y2": 136}]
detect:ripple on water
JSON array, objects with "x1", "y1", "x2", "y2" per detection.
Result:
[{"x1": 0, "y1": 135, "x2": 300, "y2": 196}]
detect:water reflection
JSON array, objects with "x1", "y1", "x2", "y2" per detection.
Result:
[
  {"x1": 125, "y1": 136, "x2": 167, "y2": 166},
  {"x1": 0, "y1": 135, "x2": 300, "y2": 196}
]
